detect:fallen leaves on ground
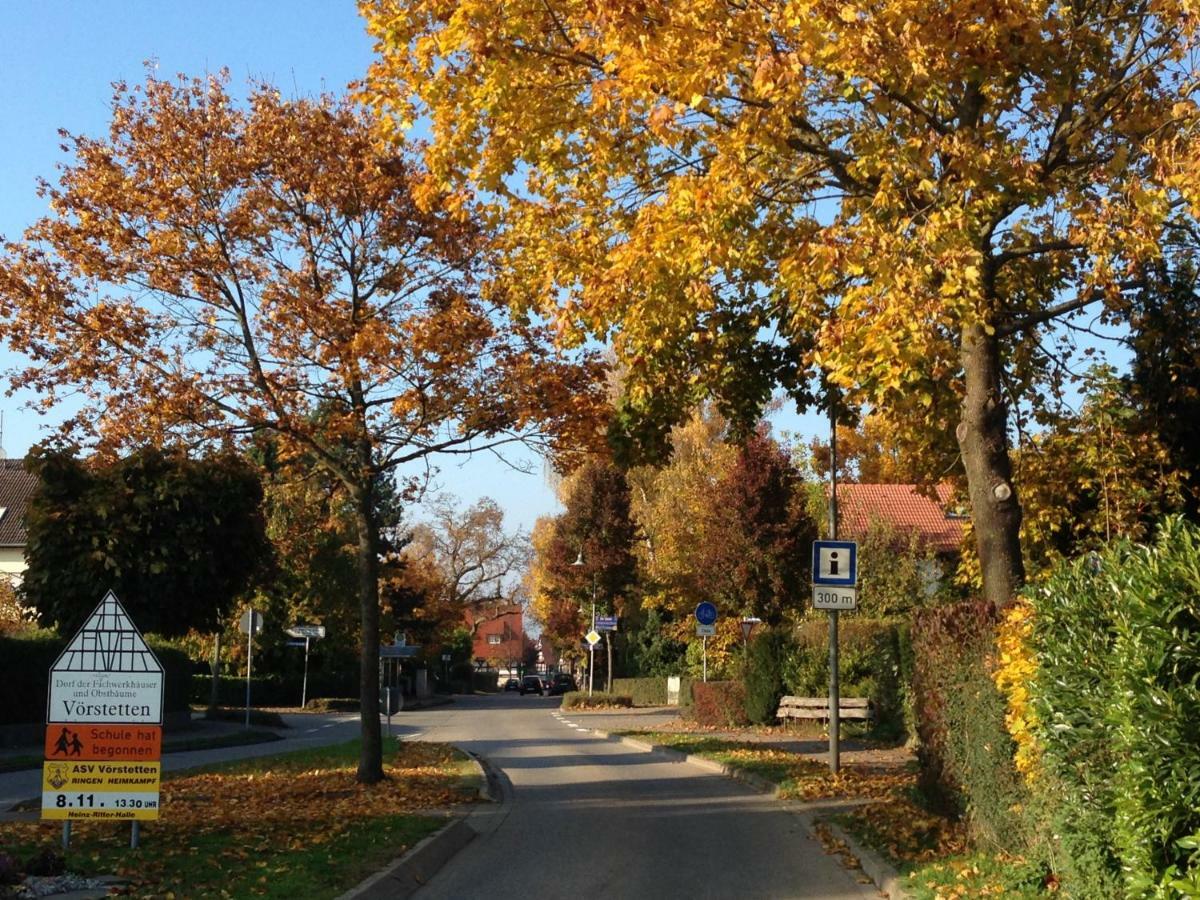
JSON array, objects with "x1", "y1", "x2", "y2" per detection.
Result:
[{"x1": 0, "y1": 741, "x2": 474, "y2": 898}]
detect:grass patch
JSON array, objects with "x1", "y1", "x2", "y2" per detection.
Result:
[
  {"x1": 903, "y1": 853, "x2": 1051, "y2": 899},
  {"x1": 0, "y1": 738, "x2": 480, "y2": 898},
  {"x1": 618, "y1": 730, "x2": 911, "y2": 801}
]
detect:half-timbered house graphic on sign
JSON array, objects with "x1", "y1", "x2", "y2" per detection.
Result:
[{"x1": 43, "y1": 591, "x2": 164, "y2": 821}]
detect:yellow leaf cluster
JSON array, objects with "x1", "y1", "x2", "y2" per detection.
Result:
[{"x1": 992, "y1": 599, "x2": 1040, "y2": 782}]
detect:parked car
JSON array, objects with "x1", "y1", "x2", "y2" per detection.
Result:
[
  {"x1": 519, "y1": 675, "x2": 544, "y2": 695},
  {"x1": 503, "y1": 678, "x2": 520, "y2": 692},
  {"x1": 546, "y1": 673, "x2": 577, "y2": 696}
]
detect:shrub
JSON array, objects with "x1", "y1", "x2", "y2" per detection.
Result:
[
  {"x1": 744, "y1": 629, "x2": 795, "y2": 725},
  {"x1": 785, "y1": 619, "x2": 906, "y2": 738},
  {"x1": 561, "y1": 692, "x2": 633, "y2": 709},
  {"x1": 304, "y1": 697, "x2": 359, "y2": 712},
  {"x1": 689, "y1": 681, "x2": 748, "y2": 727},
  {"x1": 910, "y1": 600, "x2": 999, "y2": 815},
  {"x1": 0, "y1": 851, "x2": 19, "y2": 886},
  {"x1": 611, "y1": 677, "x2": 667, "y2": 706},
  {"x1": 1, "y1": 633, "x2": 192, "y2": 726},
  {"x1": 1106, "y1": 522, "x2": 1200, "y2": 895},
  {"x1": 192, "y1": 674, "x2": 293, "y2": 708}
]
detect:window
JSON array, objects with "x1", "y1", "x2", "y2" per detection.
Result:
[{"x1": 487, "y1": 634, "x2": 501, "y2": 645}]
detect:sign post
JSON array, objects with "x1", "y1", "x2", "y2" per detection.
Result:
[
  {"x1": 239, "y1": 610, "x2": 264, "y2": 727},
  {"x1": 43, "y1": 591, "x2": 164, "y2": 849},
  {"x1": 286, "y1": 625, "x2": 326, "y2": 708},
  {"x1": 812, "y1": 539, "x2": 858, "y2": 774},
  {"x1": 695, "y1": 602, "x2": 718, "y2": 683}
]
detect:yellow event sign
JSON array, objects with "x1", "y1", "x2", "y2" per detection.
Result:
[
  {"x1": 42, "y1": 592, "x2": 165, "y2": 824},
  {"x1": 41, "y1": 761, "x2": 161, "y2": 820}
]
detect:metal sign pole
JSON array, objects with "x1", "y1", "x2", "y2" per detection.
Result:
[
  {"x1": 828, "y1": 388, "x2": 841, "y2": 775},
  {"x1": 61, "y1": 821, "x2": 70, "y2": 850},
  {"x1": 245, "y1": 621, "x2": 253, "y2": 729},
  {"x1": 301, "y1": 636, "x2": 310, "y2": 709},
  {"x1": 130, "y1": 820, "x2": 140, "y2": 849},
  {"x1": 702, "y1": 636, "x2": 708, "y2": 683}
]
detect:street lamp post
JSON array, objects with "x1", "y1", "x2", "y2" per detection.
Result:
[{"x1": 572, "y1": 550, "x2": 597, "y2": 697}]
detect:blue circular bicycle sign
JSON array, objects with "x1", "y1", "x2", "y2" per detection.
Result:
[{"x1": 694, "y1": 601, "x2": 718, "y2": 626}]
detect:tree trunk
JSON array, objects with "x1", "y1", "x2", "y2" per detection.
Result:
[
  {"x1": 957, "y1": 322, "x2": 1025, "y2": 607},
  {"x1": 353, "y1": 481, "x2": 385, "y2": 784}
]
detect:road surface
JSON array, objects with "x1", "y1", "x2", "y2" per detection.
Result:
[{"x1": 397, "y1": 693, "x2": 879, "y2": 900}]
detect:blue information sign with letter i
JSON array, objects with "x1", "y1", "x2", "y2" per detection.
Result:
[{"x1": 812, "y1": 540, "x2": 858, "y2": 586}]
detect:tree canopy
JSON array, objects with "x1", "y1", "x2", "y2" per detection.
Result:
[
  {"x1": 23, "y1": 447, "x2": 269, "y2": 638},
  {"x1": 361, "y1": 0, "x2": 1200, "y2": 607},
  {"x1": 0, "y1": 72, "x2": 605, "y2": 782}
]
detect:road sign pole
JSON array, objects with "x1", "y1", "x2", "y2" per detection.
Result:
[
  {"x1": 828, "y1": 390, "x2": 840, "y2": 775},
  {"x1": 61, "y1": 821, "x2": 70, "y2": 850},
  {"x1": 702, "y1": 636, "x2": 708, "y2": 683},
  {"x1": 245, "y1": 622, "x2": 253, "y2": 729},
  {"x1": 301, "y1": 636, "x2": 310, "y2": 709},
  {"x1": 131, "y1": 820, "x2": 140, "y2": 849}
]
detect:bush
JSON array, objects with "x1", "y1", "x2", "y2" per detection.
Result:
[
  {"x1": 744, "y1": 629, "x2": 795, "y2": 725},
  {"x1": 786, "y1": 619, "x2": 907, "y2": 738},
  {"x1": 192, "y1": 674, "x2": 293, "y2": 708},
  {"x1": 0, "y1": 632, "x2": 192, "y2": 726},
  {"x1": 910, "y1": 600, "x2": 1002, "y2": 817},
  {"x1": 561, "y1": 692, "x2": 633, "y2": 709},
  {"x1": 303, "y1": 697, "x2": 359, "y2": 712},
  {"x1": 689, "y1": 681, "x2": 748, "y2": 727},
  {"x1": 611, "y1": 677, "x2": 667, "y2": 706},
  {"x1": 1021, "y1": 519, "x2": 1200, "y2": 896}
]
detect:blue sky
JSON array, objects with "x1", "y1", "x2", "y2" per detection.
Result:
[{"x1": 0, "y1": 2, "x2": 833, "y2": 535}]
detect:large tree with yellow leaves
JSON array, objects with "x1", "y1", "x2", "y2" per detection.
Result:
[
  {"x1": 361, "y1": 0, "x2": 1200, "y2": 608},
  {"x1": 0, "y1": 73, "x2": 604, "y2": 782}
]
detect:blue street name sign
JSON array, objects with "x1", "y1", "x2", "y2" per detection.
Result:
[
  {"x1": 812, "y1": 540, "x2": 858, "y2": 586},
  {"x1": 694, "y1": 601, "x2": 718, "y2": 626},
  {"x1": 596, "y1": 615, "x2": 618, "y2": 631}
]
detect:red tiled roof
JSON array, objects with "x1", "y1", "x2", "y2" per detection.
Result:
[
  {"x1": 0, "y1": 458, "x2": 37, "y2": 548},
  {"x1": 829, "y1": 483, "x2": 967, "y2": 554}
]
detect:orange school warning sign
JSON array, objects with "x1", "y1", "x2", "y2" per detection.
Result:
[{"x1": 42, "y1": 592, "x2": 164, "y2": 821}]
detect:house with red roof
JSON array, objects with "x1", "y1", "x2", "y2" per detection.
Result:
[
  {"x1": 0, "y1": 459, "x2": 38, "y2": 585},
  {"x1": 829, "y1": 483, "x2": 968, "y2": 556}
]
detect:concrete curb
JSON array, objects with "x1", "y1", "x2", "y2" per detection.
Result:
[
  {"x1": 336, "y1": 817, "x2": 476, "y2": 900},
  {"x1": 823, "y1": 819, "x2": 909, "y2": 899},
  {"x1": 575, "y1": 719, "x2": 907, "y2": 899},
  {"x1": 337, "y1": 748, "x2": 494, "y2": 900}
]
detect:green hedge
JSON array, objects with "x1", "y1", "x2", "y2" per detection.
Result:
[
  {"x1": 744, "y1": 629, "x2": 793, "y2": 725},
  {"x1": 1025, "y1": 518, "x2": 1200, "y2": 896},
  {"x1": 786, "y1": 619, "x2": 907, "y2": 738},
  {"x1": 611, "y1": 677, "x2": 666, "y2": 705},
  {"x1": 0, "y1": 633, "x2": 192, "y2": 726},
  {"x1": 561, "y1": 692, "x2": 633, "y2": 709},
  {"x1": 191, "y1": 669, "x2": 359, "y2": 708}
]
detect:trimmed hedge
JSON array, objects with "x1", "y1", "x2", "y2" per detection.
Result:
[
  {"x1": 744, "y1": 629, "x2": 793, "y2": 725},
  {"x1": 689, "y1": 681, "x2": 748, "y2": 727},
  {"x1": 610, "y1": 677, "x2": 666, "y2": 705},
  {"x1": 0, "y1": 633, "x2": 192, "y2": 726},
  {"x1": 1021, "y1": 518, "x2": 1200, "y2": 896},
  {"x1": 561, "y1": 692, "x2": 632, "y2": 709}
]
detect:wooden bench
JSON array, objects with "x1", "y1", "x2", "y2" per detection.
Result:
[{"x1": 776, "y1": 695, "x2": 874, "y2": 722}]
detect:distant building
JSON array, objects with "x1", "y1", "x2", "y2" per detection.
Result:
[
  {"x1": 0, "y1": 459, "x2": 38, "y2": 584},
  {"x1": 467, "y1": 603, "x2": 530, "y2": 674},
  {"x1": 830, "y1": 483, "x2": 968, "y2": 555}
]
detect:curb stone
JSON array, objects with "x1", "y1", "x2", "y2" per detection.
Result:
[
  {"x1": 335, "y1": 817, "x2": 476, "y2": 900},
  {"x1": 337, "y1": 748, "x2": 494, "y2": 900},
  {"x1": 823, "y1": 820, "x2": 909, "y2": 899},
  {"x1": 574, "y1": 718, "x2": 907, "y2": 899}
]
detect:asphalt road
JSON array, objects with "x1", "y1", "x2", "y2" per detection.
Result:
[{"x1": 397, "y1": 694, "x2": 879, "y2": 900}]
